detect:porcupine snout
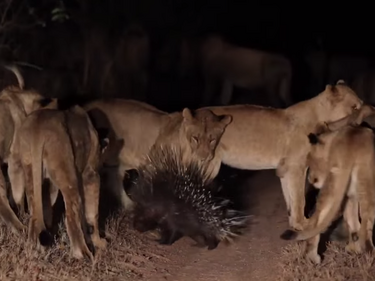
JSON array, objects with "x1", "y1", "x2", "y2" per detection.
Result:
[
  {"x1": 132, "y1": 206, "x2": 159, "y2": 232},
  {"x1": 205, "y1": 236, "x2": 220, "y2": 250}
]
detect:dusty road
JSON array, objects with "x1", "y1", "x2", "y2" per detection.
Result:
[
  {"x1": 138, "y1": 169, "x2": 291, "y2": 281},
  {"x1": 0, "y1": 169, "x2": 294, "y2": 281}
]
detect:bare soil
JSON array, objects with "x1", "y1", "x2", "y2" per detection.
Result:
[{"x1": 1, "y1": 170, "x2": 374, "y2": 281}]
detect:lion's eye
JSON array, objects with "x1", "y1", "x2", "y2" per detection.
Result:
[
  {"x1": 191, "y1": 136, "x2": 198, "y2": 143},
  {"x1": 352, "y1": 105, "x2": 359, "y2": 110}
]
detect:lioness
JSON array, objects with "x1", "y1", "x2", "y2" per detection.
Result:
[
  {"x1": 0, "y1": 64, "x2": 56, "y2": 234},
  {"x1": 10, "y1": 105, "x2": 107, "y2": 261},
  {"x1": 280, "y1": 105, "x2": 375, "y2": 264},
  {"x1": 83, "y1": 99, "x2": 232, "y2": 209},
  {"x1": 200, "y1": 35, "x2": 292, "y2": 107},
  {"x1": 197, "y1": 81, "x2": 363, "y2": 231}
]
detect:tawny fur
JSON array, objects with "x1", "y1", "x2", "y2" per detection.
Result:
[
  {"x1": 0, "y1": 64, "x2": 57, "y2": 234},
  {"x1": 114, "y1": 24, "x2": 149, "y2": 100},
  {"x1": 83, "y1": 99, "x2": 232, "y2": 210},
  {"x1": 10, "y1": 105, "x2": 107, "y2": 261},
  {"x1": 197, "y1": 81, "x2": 363, "y2": 231},
  {"x1": 199, "y1": 35, "x2": 292, "y2": 107},
  {"x1": 280, "y1": 106, "x2": 375, "y2": 264}
]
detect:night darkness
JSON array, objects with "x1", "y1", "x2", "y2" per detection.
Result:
[{"x1": 1, "y1": 1, "x2": 375, "y2": 111}]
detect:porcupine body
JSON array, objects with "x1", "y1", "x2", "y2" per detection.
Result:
[{"x1": 128, "y1": 145, "x2": 249, "y2": 250}]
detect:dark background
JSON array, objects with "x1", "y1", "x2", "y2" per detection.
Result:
[{"x1": 0, "y1": 0, "x2": 373, "y2": 111}]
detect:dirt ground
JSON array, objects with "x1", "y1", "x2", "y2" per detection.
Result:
[{"x1": 1, "y1": 169, "x2": 375, "y2": 281}]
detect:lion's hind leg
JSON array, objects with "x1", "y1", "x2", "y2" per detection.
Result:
[
  {"x1": 56, "y1": 178, "x2": 93, "y2": 261},
  {"x1": 343, "y1": 196, "x2": 361, "y2": 253},
  {"x1": 0, "y1": 169, "x2": 25, "y2": 234},
  {"x1": 48, "y1": 166, "x2": 94, "y2": 261},
  {"x1": 8, "y1": 154, "x2": 26, "y2": 216},
  {"x1": 82, "y1": 166, "x2": 107, "y2": 252},
  {"x1": 357, "y1": 172, "x2": 375, "y2": 253}
]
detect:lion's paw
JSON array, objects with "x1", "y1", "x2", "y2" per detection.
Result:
[
  {"x1": 306, "y1": 251, "x2": 321, "y2": 265},
  {"x1": 93, "y1": 237, "x2": 107, "y2": 250},
  {"x1": 345, "y1": 241, "x2": 362, "y2": 254}
]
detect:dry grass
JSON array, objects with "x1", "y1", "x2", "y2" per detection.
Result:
[
  {"x1": 278, "y1": 241, "x2": 375, "y2": 281},
  {"x1": 0, "y1": 213, "x2": 171, "y2": 281}
]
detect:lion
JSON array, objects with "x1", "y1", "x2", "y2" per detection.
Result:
[
  {"x1": 0, "y1": 64, "x2": 57, "y2": 234},
  {"x1": 305, "y1": 49, "x2": 369, "y2": 98},
  {"x1": 111, "y1": 23, "x2": 150, "y2": 100},
  {"x1": 195, "y1": 81, "x2": 363, "y2": 231},
  {"x1": 199, "y1": 35, "x2": 292, "y2": 107},
  {"x1": 9, "y1": 105, "x2": 108, "y2": 261},
  {"x1": 279, "y1": 105, "x2": 375, "y2": 264},
  {"x1": 83, "y1": 99, "x2": 233, "y2": 210}
]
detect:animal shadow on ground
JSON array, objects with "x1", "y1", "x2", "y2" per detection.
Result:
[
  {"x1": 214, "y1": 164, "x2": 259, "y2": 213},
  {"x1": 97, "y1": 167, "x2": 125, "y2": 236}
]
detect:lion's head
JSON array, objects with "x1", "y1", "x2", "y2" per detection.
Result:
[
  {"x1": 319, "y1": 80, "x2": 363, "y2": 124},
  {"x1": 181, "y1": 108, "x2": 232, "y2": 162},
  {"x1": 1, "y1": 86, "x2": 58, "y2": 115},
  {"x1": 17, "y1": 90, "x2": 58, "y2": 115}
]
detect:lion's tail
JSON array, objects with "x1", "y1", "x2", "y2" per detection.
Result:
[
  {"x1": 31, "y1": 133, "x2": 48, "y2": 244},
  {"x1": 3, "y1": 64, "x2": 24, "y2": 90},
  {"x1": 281, "y1": 171, "x2": 350, "y2": 241}
]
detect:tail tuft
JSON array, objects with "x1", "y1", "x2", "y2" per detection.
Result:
[
  {"x1": 280, "y1": 229, "x2": 298, "y2": 240},
  {"x1": 39, "y1": 230, "x2": 53, "y2": 246}
]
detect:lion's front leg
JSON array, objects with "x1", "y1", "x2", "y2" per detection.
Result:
[
  {"x1": 119, "y1": 164, "x2": 136, "y2": 211},
  {"x1": 305, "y1": 235, "x2": 322, "y2": 264},
  {"x1": 280, "y1": 166, "x2": 308, "y2": 231}
]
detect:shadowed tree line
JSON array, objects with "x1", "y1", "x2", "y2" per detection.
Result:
[
  {"x1": 0, "y1": 0, "x2": 231, "y2": 111},
  {"x1": 0, "y1": 1, "x2": 375, "y2": 112}
]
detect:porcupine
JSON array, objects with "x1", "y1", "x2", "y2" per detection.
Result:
[{"x1": 127, "y1": 145, "x2": 249, "y2": 250}]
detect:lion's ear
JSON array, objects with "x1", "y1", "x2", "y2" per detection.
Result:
[
  {"x1": 182, "y1": 108, "x2": 194, "y2": 122},
  {"x1": 325, "y1": 83, "x2": 341, "y2": 95},
  {"x1": 325, "y1": 84, "x2": 333, "y2": 92},
  {"x1": 336, "y1": 79, "x2": 346, "y2": 85},
  {"x1": 220, "y1": 114, "x2": 232, "y2": 126}
]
